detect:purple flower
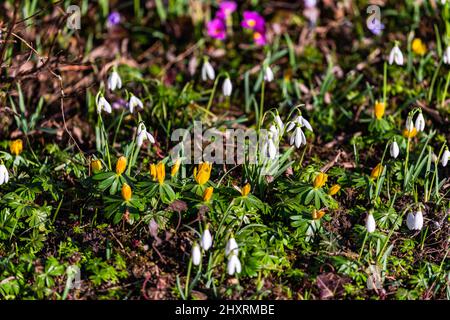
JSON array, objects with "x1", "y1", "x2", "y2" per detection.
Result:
[
  {"x1": 253, "y1": 31, "x2": 267, "y2": 46},
  {"x1": 107, "y1": 11, "x2": 121, "y2": 27},
  {"x1": 241, "y1": 11, "x2": 265, "y2": 33},
  {"x1": 207, "y1": 18, "x2": 227, "y2": 40},
  {"x1": 216, "y1": 1, "x2": 237, "y2": 20},
  {"x1": 368, "y1": 18, "x2": 384, "y2": 36}
]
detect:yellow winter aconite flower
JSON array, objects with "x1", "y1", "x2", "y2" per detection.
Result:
[
  {"x1": 194, "y1": 162, "x2": 212, "y2": 185},
  {"x1": 403, "y1": 127, "x2": 418, "y2": 138},
  {"x1": 91, "y1": 159, "x2": 102, "y2": 172},
  {"x1": 374, "y1": 101, "x2": 385, "y2": 120},
  {"x1": 203, "y1": 187, "x2": 214, "y2": 202},
  {"x1": 241, "y1": 183, "x2": 251, "y2": 197},
  {"x1": 171, "y1": 159, "x2": 181, "y2": 176},
  {"x1": 150, "y1": 163, "x2": 157, "y2": 181},
  {"x1": 116, "y1": 156, "x2": 127, "y2": 175},
  {"x1": 328, "y1": 184, "x2": 341, "y2": 196},
  {"x1": 412, "y1": 38, "x2": 427, "y2": 56},
  {"x1": 312, "y1": 209, "x2": 325, "y2": 220},
  {"x1": 370, "y1": 163, "x2": 384, "y2": 179},
  {"x1": 313, "y1": 172, "x2": 328, "y2": 189},
  {"x1": 156, "y1": 162, "x2": 165, "y2": 185},
  {"x1": 10, "y1": 139, "x2": 23, "y2": 156},
  {"x1": 121, "y1": 183, "x2": 132, "y2": 201}
]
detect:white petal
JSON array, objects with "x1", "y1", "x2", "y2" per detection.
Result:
[
  {"x1": 366, "y1": 214, "x2": 376, "y2": 233},
  {"x1": 146, "y1": 132, "x2": 155, "y2": 144},
  {"x1": 264, "y1": 66, "x2": 274, "y2": 82},
  {"x1": 225, "y1": 237, "x2": 238, "y2": 256},
  {"x1": 275, "y1": 115, "x2": 284, "y2": 132},
  {"x1": 390, "y1": 141, "x2": 399, "y2": 158},
  {"x1": 441, "y1": 150, "x2": 450, "y2": 167},
  {"x1": 0, "y1": 166, "x2": 4, "y2": 185},
  {"x1": 227, "y1": 254, "x2": 241, "y2": 275},
  {"x1": 201, "y1": 229, "x2": 212, "y2": 251},
  {"x1": 414, "y1": 211, "x2": 424, "y2": 230},
  {"x1": 406, "y1": 212, "x2": 415, "y2": 230},
  {"x1": 192, "y1": 244, "x2": 201, "y2": 266},
  {"x1": 268, "y1": 139, "x2": 277, "y2": 159},
  {"x1": 414, "y1": 113, "x2": 425, "y2": 132},
  {"x1": 222, "y1": 78, "x2": 232, "y2": 96},
  {"x1": 137, "y1": 131, "x2": 145, "y2": 147},
  {"x1": 388, "y1": 47, "x2": 396, "y2": 65},
  {"x1": 203, "y1": 61, "x2": 215, "y2": 80},
  {"x1": 286, "y1": 122, "x2": 295, "y2": 132},
  {"x1": 294, "y1": 128, "x2": 302, "y2": 148},
  {"x1": 300, "y1": 116, "x2": 313, "y2": 132}
]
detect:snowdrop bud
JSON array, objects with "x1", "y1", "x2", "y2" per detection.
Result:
[
  {"x1": 108, "y1": 71, "x2": 122, "y2": 91},
  {"x1": 0, "y1": 164, "x2": 9, "y2": 185},
  {"x1": 406, "y1": 211, "x2": 424, "y2": 231},
  {"x1": 96, "y1": 96, "x2": 112, "y2": 114},
  {"x1": 201, "y1": 60, "x2": 215, "y2": 81},
  {"x1": 225, "y1": 237, "x2": 238, "y2": 256},
  {"x1": 388, "y1": 44, "x2": 404, "y2": 66},
  {"x1": 444, "y1": 46, "x2": 450, "y2": 65},
  {"x1": 129, "y1": 95, "x2": 144, "y2": 113},
  {"x1": 414, "y1": 113, "x2": 425, "y2": 132},
  {"x1": 222, "y1": 78, "x2": 232, "y2": 96},
  {"x1": 366, "y1": 213, "x2": 376, "y2": 233},
  {"x1": 405, "y1": 119, "x2": 414, "y2": 131},
  {"x1": 390, "y1": 141, "x2": 399, "y2": 159},
  {"x1": 192, "y1": 243, "x2": 201, "y2": 266},
  {"x1": 200, "y1": 228, "x2": 213, "y2": 251},
  {"x1": 227, "y1": 254, "x2": 242, "y2": 275},
  {"x1": 441, "y1": 149, "x2": 450, "y2": 167},
  {"x1": 264, "y1": 66, "x2": 274, "y2": 82}
]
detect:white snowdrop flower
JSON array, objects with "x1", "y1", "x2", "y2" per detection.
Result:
[
  {"x1": 366, "y1": 213, "x2": 376, "y2": 233},
  {"x1": 406, "y1": 211, "x2": 424, "y2": 231},
  {"x1": 128, "y1": 95, "x2": 144, "y2": 113},
  {"x1": 405, "y1": 119, "x2": 414, "y2": 131},
  {"x1": 225, "y1": 237, "x2": 238, "y2": 256},
  {"x1": 443, "y1": 46, "x2": 450, "y2": 64},
  {"x1": 287, "y1": 115, "x2": 313, "y2": 149},
  {"x1": 200, "y1": 228, "x2": 213, "y2": 251},
  {"x1": 441, "y1": 149, "x2": 450, "y2": 167},
  {"x1": 96, "y1": 96, "x2": 112, "y2": 114},
  {"x1": 107, "y1": 71, "x2": 122, "y2": 91},
  {"x1": 222, "y1": 77, "x2": 232, "y2": 96},
  {"x1": 388, "y1": 44, "x2": 404, "y2": 66},
  {"x1": 201, "y1": 60, "x2": 215, "y2": 81},
  {"x1": 390, "y1": 141, "x2": 399, "y2": 159},
  {"x1": 137, "y1": 123, "x2": 155, "y2": 148},
  {"x1": 275, "y1": 115, "x2": 284, "y2": 132},
  {"x1": 0, "y1": 164, "x2": 9, "y2": 185},
  {"x1": 414, "y1": 113, "x2": 425, "y2": 132},
  {"x1": 192, "y1": 243, "x2": 201, "y2": 266},
  {"x1": 227, "y1": 254, "x2": 242, "y2": 275},
  {"x1": 264, "y1": 66, "x2": 274, "y2": 82}
]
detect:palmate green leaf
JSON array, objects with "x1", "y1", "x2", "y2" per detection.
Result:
[
  {"x1": 92, "y1": 172, "x2": 116, "y2": 181},
  {"x1": 159, "y1": 184, "x2": 176, "y2": 204}
]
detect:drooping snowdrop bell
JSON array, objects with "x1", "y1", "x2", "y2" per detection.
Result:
[
  {"x1": 128, "y1": 95, "x2": 144, "y2": 113},
  {"x1": 200, "y1": 228, "x2": 213, "y2": 251},
  {"x1": 388, "y1": 44, "x2": 404, "y2": 66},
  {"x1": 96, "y1": 95, "x2": 112, "y2": 114},
  {"x1": 137, "y1": 123, "x2": 155, "y2": 148},
  {"x1": 201, "y1": 60, "x2": 215, "y2": 81},
  {"x1": 406, "y1": 211, "x2": 424, "y2": 231},
  {"x1": 441, "y1": 149, "x2": 450, "y2": 167},
  {"x1": 390, "y1": 141, "x2": 399, "y2": 159},
  {"x1": 227, "y1": 254, "x2": 242, "y2": 276},
  {"x1": 222, "y1": 77, "x2": 232, "y2": 96},
  {"x1": 225, "y1": 237, "x2": 238, "y2": 256},
  {"x1": 192, "y1": 243, "x2": 201, "y2": 266},
  {"x1": 414, "y1": 113, "x2": 425, "y2": 132},
  {"x1": 366, "y1": 213, "x2": 376, "y2": 233},
  {"x1": 264, "y1": 66, "x2": 274, "y2": 82},
  {"x1": 108, "y1": 71, "x2": 122, "y2": 91},
  {"x1": 0, "y1": 164, "x2": 9, "y2": 185}
]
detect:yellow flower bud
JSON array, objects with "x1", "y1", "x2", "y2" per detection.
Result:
[
  {"x1": 116, "y1": 156, "x2": 127, "y2": 175},
  {"x1": 91, "y1": 159, "x2": 102, "y2": 172},
  {"x1": 156, "y1": 162, "x2": 165, "y2": 185},
  {"x1": 171, "y1": 159, "x2": 181, "y2": 176},
  {"x1": 203, "y1": 187, "x2": 214, "y2": 202},
  {"x1": 312, "y1": 209, "x2": 325, "y2": 220},
  {"x1": 313, "y1": 172, "x2": 328, "y2": 189},
  {"x1": 328, "y1": 184, "x2": 341, "y2": 196},
  {"x1": 194, "y1": 162, "x2": 212, "y2": 185},
  {"x1": 402, "y1": 127, "x2": 418, "y2": 138},
  {"x1": 374, "y1": 101, "x2": 385, "y2": 120},
  {"x1": 121, "y1": 183, "x2": 132, "y2": 201},
  {"x1": 370, "y1": 163, "x2": 384, "y2": 179},
  {"x1": 241, "y1": 183, "x2": 251, "y2": 197},
  {"x1": 150, "y1": 163, "x2": 157, "y2": 181},
  {"x1": 10, "y1": 139, "x2": 23, "y2": 156},
  {"x1": 412, "y1": 38, "x2": 426, "y2": 56}
]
